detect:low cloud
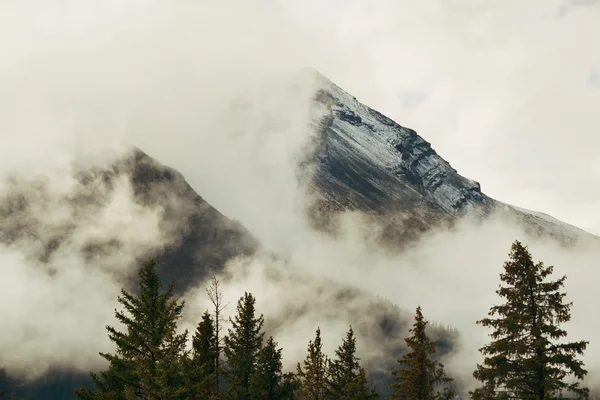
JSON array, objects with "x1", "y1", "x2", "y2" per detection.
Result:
[
  {"x1": 0, "y1": 1, "x2": 598, "y2": 397},
  {"x1": 0, "y1": 166, "x2": 171, "y2": 379},
  {"x1": 180, "y1": 210, "x2": 600, "y2": 395}
]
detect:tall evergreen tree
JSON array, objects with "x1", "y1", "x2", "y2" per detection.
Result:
[
  {"x1": 296, "y1": 327, "x2": 331, "y2": 400},
  {"x1": 471, "y1": 240, "x2": 589, "y2": 400},
  {"x1": 328, "y1": 326, "x2": 378, "y2": 399},
  {"x1": 186, "y1": 311, "x2": 218, "y2": 398},
  {"x1": 74, "y1": 260, "x2": 189, "y2": 400},
  {"x1": 390, "y1": 306, "x2": 455, "y2": 400},
  {"x1": 248, "y1": 336, "x2": 290, "y2": 400},
  {"x1": 223, "y1": 292, "x2": 265, "y2": 400}
]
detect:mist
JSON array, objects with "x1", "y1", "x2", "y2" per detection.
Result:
[
  {"x1": 0, "y1": 0, "x2": 599, "y2": 397},
  {"x1": 179, "y1": 211, "x2": 600, "y2": 393}
]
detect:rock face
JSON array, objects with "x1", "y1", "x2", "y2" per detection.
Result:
[
  {"x1": 1, "y1": 71, "x2": 596, "y2": 399},
  {"x1": 302, "y1": 72, "x2": 596, "y2": 245},
  {"x1": 123, "y1": 149, "x2": 260, "y2": 292},
  {"x1": 0, "y1": 148, "x2": 261, "y2": 399},
  {"x1": 0, "y1": 148, "x2": 260, "y2": 294}
]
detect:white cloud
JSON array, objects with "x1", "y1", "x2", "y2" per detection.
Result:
[
  {"x1": 277, "y1": 0, "x2": 600, "y2": 234},
  {"x1": 1, "y1": 0, "x2": 598, "y2": 395}
]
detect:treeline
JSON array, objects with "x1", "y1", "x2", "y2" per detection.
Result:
[
  {"x1": 54, "y1": 240, "x2": 590, "y2": 399},
  {"x1": 71, "y1": 262, "x2": 384, "y2": 400}
]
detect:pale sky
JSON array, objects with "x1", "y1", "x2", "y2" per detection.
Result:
[
  {"x1": 1, "y1": 1, "x2": 599, "y2": 385},
  {"x1": 280, "y1": 0, "x2": 600, "y2": 235},
  {"x1": 2, "y1": 0, "x2": 598, "y2": 236}
]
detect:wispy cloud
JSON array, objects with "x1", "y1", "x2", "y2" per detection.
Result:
[
  {"x1": 557, "y1": 0, "x2": 600, "y2": 17},
  {"x1": 0, "y1": 1, "x2": 598, "y2": 395},
  {"x1": 589, "y1": 68, "x2": 600, "y2": 88}
]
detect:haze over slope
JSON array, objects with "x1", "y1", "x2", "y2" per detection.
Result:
[
  {"x1": 2, "y1": 70, "x2": 599, "y2": 397},
  {"x1": 302, "y1": 72, "x2": 597, "y2": 246},
  {"x1": 1, "y1": 0, "x2": 599, "y2": 398}
]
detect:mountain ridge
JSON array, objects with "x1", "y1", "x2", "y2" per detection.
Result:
[
  {"x1": 302, "y1": 70, "x2": 597, "y2": 246},
  {"x1": 1, "y1": 71, "x2": 596, "y2": 399}
]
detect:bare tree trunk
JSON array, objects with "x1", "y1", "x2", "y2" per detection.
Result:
[{"x1": 207, "y1": 276, "x2": 227, "y2": 399}]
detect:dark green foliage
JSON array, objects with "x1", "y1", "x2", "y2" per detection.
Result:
[
  {"x1": 74, "y1": 260, "x2": 189, "y2": 400},
  {"x1": 471, "y1": 240, "x2": 589, "y2": 400},
  {"x1": 0, "y1": 389, "x2": 14, "y2": 400},
  {"x1": 390, "y1": 306, "x2": 455, "y2": 400},
  {"x1": 328, "y1": 326, "x2": 378, "y2": 399},
  {"x1": 186, "y1": 311, "x2": 218, "y2": 398},
  {"x1": 282, "y1": 372, "x2": 301, "y2": 399},
  {"x1": 295, "y1": 327, "x2": 330, "y2": 400},
  {"x1": 248, "y1": 336, "x2": 293, "y2": 399},
  {"x1": 223, "y1": 292, "x2": 265, "y2": 400}
]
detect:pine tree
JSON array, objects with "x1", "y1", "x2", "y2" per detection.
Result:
[
  {"x1": 156, "y1": 313, "x2": 190, "y2": 400},
  {"x1": 248, "y1": 336, "x2": 288, "y2": 400},
  {"x1": 281, "y1": 372, "x2": 301, "y2": 399},
  {"x1": 296, "y1": 327, "x2": 331, "y2": 400},
  {"x1": 390, "y1": 306, "x2": 455, "y2": 400},
  {"x1": 328, "y1": 326, "x2": 378, "y2": 399},
  {"x1": 186, "y1": 311, "x2": 218, "y2": 399},
  {"x1": 74, "y1": 260, "x2": 189, "y2": 400},
  {"x1": 471, "y1": 240, "x2": 589, "y2": 400},
  {"x1": 223, "y1": 292, "x2": 265, "y2": 400},
  {"x1": 351, "y1": 367, "x2": 380, "y2": 400}
]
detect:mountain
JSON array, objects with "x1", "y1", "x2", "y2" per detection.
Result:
[
  {"x1": 0, "y1": 148, "x2": 260, "y2": 295},
  {"x1": 0, "y1": 147, "x2": 454, "y2": 399},
  {"x1": 301, "y1": 71, "x2": 596, "y2": 245},
  {"x1": 0, "y1": 149, "x2": 263, "y2": 399},
  {"x1": 2, "y1": 72, "x2": 596, "y2": 399},
  {"x1": 122, "y1": 149, "x2": 261, "y2": 293}
]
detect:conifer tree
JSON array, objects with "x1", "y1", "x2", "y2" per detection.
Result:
[
  {"x1": 223, "y1": 292, "x2": 265, "y2": 400},
  {"x1": 75, "y1": 260, "x2": 189, "y2": 400},
  {"x1": 157, "y1": 313, "x2": 190, "y2": 400},
  {"x1": 471, "y1": 240, "x2": 589, "y2": 400},
  {"x1": 186, "y1": 311, "x2": 218, "y2": 398},
  {"x1": 296, "y1": 327, "x2": 331, "y2": 400},
  {"x1": 389, "y1": 306, "x2": 455, "y2": 400},
  {"x1": 282, "y1": 372, "x2": 301, "y2": 399},
  {"x1": 328, "y1": 326, "x2": 378, "y2": 399},
  {"x1": 351, "y1": 367, "x2": 379, "y2": 400},
  {"x1": 248, "y1": 336, "x2": 289, "y2": 400}
]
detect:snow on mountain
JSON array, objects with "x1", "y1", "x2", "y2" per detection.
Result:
[{"x1": 302, "y1": 71, "x2": 597, "y2": 245}]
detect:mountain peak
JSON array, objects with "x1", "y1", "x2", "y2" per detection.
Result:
[
  {"x1": 307, "y1": 74, "x2": 490, "y2": 215},
  {"x1": 302, "y1": 74, "x2": 596, "y2": 245}
]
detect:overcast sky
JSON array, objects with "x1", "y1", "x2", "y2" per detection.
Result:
[
  {"x1": 2, "y1": 0, "x2": 598, "y2": 236},
  {"x1": 1, "y1": 0, "x2": 599, "y2": 386},
  {"x1": 280, "y1": 0, "x2": 600, "y2": 235}
]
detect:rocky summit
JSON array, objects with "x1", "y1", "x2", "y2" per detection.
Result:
[{"x1": 301, "y1": 71, "x2": 596, "y2": 246}]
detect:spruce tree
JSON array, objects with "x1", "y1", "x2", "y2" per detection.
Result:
[
  {"x1": 296, "y1": 327, "x2": 331, "y2": 400},
  {"x1": 75, "y1": 260, "x2": 189, "y2": 400},
  {"x1": 282, "y1": 372, "x2": 301, "y2": 399},
  {"x1": 328, "y1": 326, "x2": 378, "y2": 399},
  {"x1": 223, "y1": 292, "x2": 265, "y2": 400},
  {"x1": 186, "y1": 311, "x2": 218, "y2": 398},
  {"x1": 471, "y1": 240, "x2": 589, "y2": 400},
  {"x1": 351, "y1": 367, "x2": 379, "y2": 400},
  {"x1": 248, "y1": 336, "x2": 287, "y2": 400},
  {"x1": 389, "y1": 306, "x2": 455, "y2": 400}
]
